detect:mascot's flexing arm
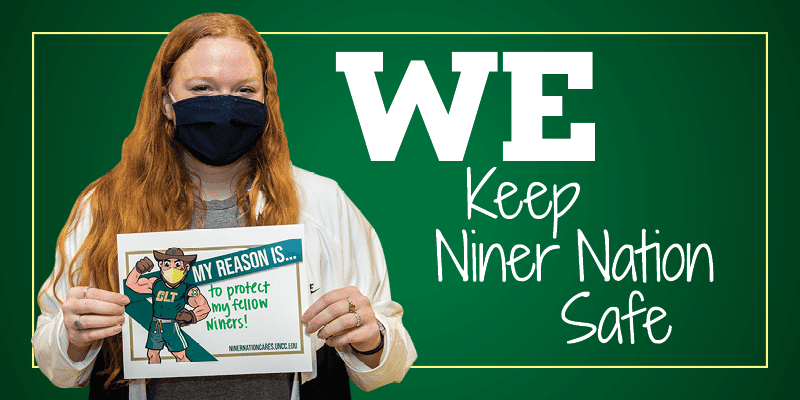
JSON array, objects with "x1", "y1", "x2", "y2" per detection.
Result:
[{"x1": 125, "y1": 248, "x2": 210, "y2": 364}]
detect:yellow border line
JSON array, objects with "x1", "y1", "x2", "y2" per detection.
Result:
[
  {"x1": 764, "y1": 32, "x2": 769, "y2": 369},
  {"x1": 413, "y1": 365, "x2": 769, "y2": 369},
  {"x1": 31, "y1": 31, "x2": 769, "y2": 370},
  {"x1": 31, "y1": 31, "x2": 768, "y2": 35},
  {"x1": 31, "y1": 31, "x2": 36, "y2": 370}
]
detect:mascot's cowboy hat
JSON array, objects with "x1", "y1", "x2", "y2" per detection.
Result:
[{"x1": 153, "y1": 248, "x2": 197, "y2": 265}]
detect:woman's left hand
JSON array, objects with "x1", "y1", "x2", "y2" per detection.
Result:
[{"x1": 302, "y1": 286, "x2": 382, "y2": 353}]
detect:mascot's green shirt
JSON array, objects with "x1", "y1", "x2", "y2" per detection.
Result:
[{"x1": 152, "y1": 279, "x2": 194, "y2": 319}]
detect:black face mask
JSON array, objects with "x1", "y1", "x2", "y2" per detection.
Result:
[{"x1": 170, "y1": 94, "x2": 268, "y2": 167}]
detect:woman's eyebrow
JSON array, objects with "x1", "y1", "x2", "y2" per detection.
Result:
[
  {"x1": 183, "y1": 76, "x2": 261, "y2": 84},
  {"x1": 184, "y1": 76, "x2": 215, "y2": 82},
  {"x1": 235, "y1": 77, "x2": 262, "y2": 84}
]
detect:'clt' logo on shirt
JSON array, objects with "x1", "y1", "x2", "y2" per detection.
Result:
[{"x1": 156, "y1": 291, "x2": 179, "y2": 302}]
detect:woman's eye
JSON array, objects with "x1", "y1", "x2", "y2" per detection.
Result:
[
  {"x1": 191, "y1": 85, "x2": 210, "y2": 92},
  {"x1": 239, "y1": 87, "x2": 256, "y2": 94}
]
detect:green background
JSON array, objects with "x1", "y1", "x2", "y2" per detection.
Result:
[{"x1": 5, "y1": 0, "x2": 794, "y2": 398}]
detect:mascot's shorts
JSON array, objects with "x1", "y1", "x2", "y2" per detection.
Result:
[{"x1": 146, "y1": 320, "x2": 188, "y2": 352}]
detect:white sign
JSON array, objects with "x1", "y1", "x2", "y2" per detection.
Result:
[{"x1": 117, "y1": 225, "x2": 312, "y2": 379}]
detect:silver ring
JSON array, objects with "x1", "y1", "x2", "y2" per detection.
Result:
[
  {"x1": 83, "y1": 287, "x2": 89, "y2": 299},
  {"x1": 74, "y1": 316, "x2": 83, "y2": 331},
  {"x1": 353, "y1": 312, "x2": 361, "y2": 328}
]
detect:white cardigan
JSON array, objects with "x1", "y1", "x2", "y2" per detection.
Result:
[{"x1": 32, "y1": 166, "x2": 416, "y2": 397}]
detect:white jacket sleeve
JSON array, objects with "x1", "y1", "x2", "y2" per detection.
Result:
[
  {"x1": 32, "y1": 198, "x2": 103, "y2": 388},
  {"x1": 330, "y1": 187, "x2": 417, "y2": 391}
]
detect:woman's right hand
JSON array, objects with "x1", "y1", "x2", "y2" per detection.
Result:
[{"x1": 62, "y1": 287, "x2": 130, "y2": 361}]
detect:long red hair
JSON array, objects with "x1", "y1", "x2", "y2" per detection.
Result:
[{"x1": 41, "y1": 13, "x2": 299, "y2": 387}]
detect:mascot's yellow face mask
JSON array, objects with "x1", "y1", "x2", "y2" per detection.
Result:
[{"x1": 160, "y1": 260, "x2": 187, "y2": 285}]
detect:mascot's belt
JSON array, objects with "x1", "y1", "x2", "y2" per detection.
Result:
[{"x1": 152, "y1": 317, "x2": 177, "y2": 334}]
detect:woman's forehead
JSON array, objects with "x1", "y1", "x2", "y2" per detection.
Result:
[{"x1": 173, "y1": 36, "x2": 262, "y2": 82}]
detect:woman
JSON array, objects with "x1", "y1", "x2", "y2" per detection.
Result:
[{"x1": 32, "y1": 12, "x2": 416, "y2": 399}]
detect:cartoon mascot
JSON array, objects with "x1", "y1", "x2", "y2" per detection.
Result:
[{"x1": 126, "y1": 247, "x2": 210, "y2": 364}]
